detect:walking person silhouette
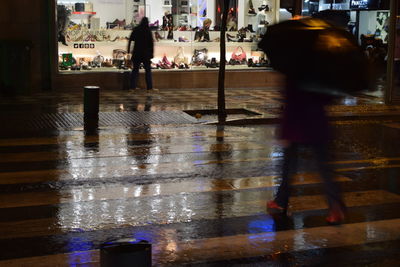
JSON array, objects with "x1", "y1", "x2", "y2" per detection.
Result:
[
  {"x1": 128, "y1": 17, "x2": 155, "y2": 91},
  {"x1": 266, "y1": 80, "x2": 346, "y2": 224},
  {"x1": 259, "y1": 16, "x2": 360, "y2": 225}
]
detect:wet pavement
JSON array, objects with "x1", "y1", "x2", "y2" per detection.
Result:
[{"x1": 0, "y1": 88, "x2": 400, "y2": 266}]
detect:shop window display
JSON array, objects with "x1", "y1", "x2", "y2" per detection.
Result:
[
  {"x1": 300, "y1": 0, "x2": 390, "y2": 86},
  {"x1": 56, "y1": 0, "x2": 277, "y2": 72}
]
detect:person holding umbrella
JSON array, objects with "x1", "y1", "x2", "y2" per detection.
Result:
[
  {"x1": 260, "y1": 15, "x2": 371, "y2": 224},
  {"x1": 266, "y1": 76, "x2": 346, "y2": 224}
]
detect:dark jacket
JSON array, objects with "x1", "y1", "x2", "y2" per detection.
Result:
[
  {"x1": 128, "y1": 24, "x2": 154, "y2": 60},
  {"x1": 279, "y1": 79, "x2": 333, "y2": 144}
]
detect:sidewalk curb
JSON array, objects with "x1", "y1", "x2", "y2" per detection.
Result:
[{"x1": 207, "y1": 113, "x2": 400, "y2": 126}]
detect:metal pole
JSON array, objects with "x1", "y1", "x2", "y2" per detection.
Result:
[{"x1": 217, "y1": 0, "x2": 229, "y2": 123}]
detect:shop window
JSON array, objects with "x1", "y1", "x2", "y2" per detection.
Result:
[
  {"x1": 56, "y1": 0, "x2": 278, "y2": 73},
  {"x1": 319, "y1": 0, "x2": 350, "y2": 11},
  {"x1": 394, "y1": 16, "x2": 400, "y2": 97},
  {"x1": 347, "y1": 0, "x2": 390, "y2": 90}
]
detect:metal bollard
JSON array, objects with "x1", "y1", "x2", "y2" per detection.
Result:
[
  {"x1": 84, "y1": 86, "x2": 100, "y2": 120},
  {"x1": 84, "y1": 86, "x2": 99, "y2": 134},
  {"x1": 100, "y1": 239, "x2": 151, "y2": 267}
]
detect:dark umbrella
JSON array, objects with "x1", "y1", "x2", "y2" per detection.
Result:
[{"x1": 259, "y1": 17, "x2": 373, "y2": 96}]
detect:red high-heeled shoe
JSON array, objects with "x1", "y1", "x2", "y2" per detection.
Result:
[
  {"x1": 162, "y1": 55, "x2": 171, "y2": 66},
  {"x1": 326, "y1": 208, "x2": 345, "y2": 225},
  {"x1": 266, "y1": 200, "x2": 285, "y2": 214}
]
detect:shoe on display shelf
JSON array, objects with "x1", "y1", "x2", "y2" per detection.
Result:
[
  {"x1": 258, "y1": 4, "x2": 269, "y2": 11},
  {"x1": 226, "y1": 33, "x2": 239, "y2": 42},
  {"x1": 247, "y1": 58, "x2": 254, "y2": 67},
  {"x1": 205, "y1": 57, "x2": 218, "y2": 68},
  {"x1": 149, "y1": 20, "x2": 159, "y2": 30},
  {"x1": 248, "y1": 8, "x2": 256, "y2": 15},
  {"x1": 178, "y1": 36, "x2": 190, "y2": 42}
]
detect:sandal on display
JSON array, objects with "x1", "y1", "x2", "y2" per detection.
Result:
[
  {"x1": 226, "y1": 33, "x2": 238, "y2": 42},
  {"x1": 248, "y1": 8, "x2": 256, "y2": 15},
  {"x1": 247, "y1": 24, "x2": 255, "y2": 33},
  {"x1": 247, "y1": 58, "x2": 254, "y2": 67},
  {"x1": 248, "y1": 0, "x2": 257, "y2": 15},
  {"x1": 149, "y1": 20, "x2": 159, "y2": 29},
  {"x1": 258, "y1": 4, "x2": 269, "y2": 11},
  {"x1": 154, "y1": 32, "x2": 163, "y2": 41},
  {"x1": 178, "y1": 63, "x2": 189, "y2": 69},
  {"x1": 178, "y1": 36, "x2": 189, "y2": 42},
  {"x1": 205, "y1": 57, "x2": 218, "y2": 68},
  {"x1": 162, "y1": 55, "x2": 171, "y2": 66}
]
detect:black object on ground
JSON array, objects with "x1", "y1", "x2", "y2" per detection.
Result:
[
  {"x1": 84, "y1": 86, "x2": 100, "y2": 133},
  {"x1": 100, "y1": 239, "x2": 151, "y2": 267}
]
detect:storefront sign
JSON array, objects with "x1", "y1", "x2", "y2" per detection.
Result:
[
  {"x1": 350, "y1": 0, "x2": 369, "y2": 9},
  {"x1": 73, "y1": 43, "x2": 95, "y2": 49},
  {"x1": 350, "y1": 0, "x2": 389, "y2": 10}
]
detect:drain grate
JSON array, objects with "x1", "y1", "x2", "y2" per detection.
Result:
[
  {"x1": 3, "y1": 111, "x2": 197, "y2": 130},
  {"x1": 184, "y1": 108, "x2": 261, "y2": 116}
]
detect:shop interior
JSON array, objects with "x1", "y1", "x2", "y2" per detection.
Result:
[
  {"x1": 301, "y1": 0, "x2": 390, "y2": 98},
  {"x1": 57, "y1": 0, "x2": 279, "y2": 72}
]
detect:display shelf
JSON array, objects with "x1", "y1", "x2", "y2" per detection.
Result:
[
  {"x1": 162, "y1": 5, "x2": 173, "y2": 7},
  {"x1": 72, "y1": 11, "x2": 96, "y2": 15},
  {"x1": 59, "y1": 63, "x2": 269, "y2": 73},
  {"x1": 154, "y1": 41, "x2": 257, "y2": 47}
]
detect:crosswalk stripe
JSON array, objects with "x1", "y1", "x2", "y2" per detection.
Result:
[
  {"x1": 0, "y1": 155, "x2": 396, "y2": 186},
  {"x1": 1, "y1": 218, "x2": 399, "y2": 266},
  {"x1": 336, "y1": 164, "x2": 400, "y2": 172},
  {"x1": 0, "y1": 190, "x2": 398, "y2": 240},
  {"x1": 1, "y1": 152, "x2": 398, "y2": 178},
  {"x1": 153, "y1": 218, "x2": 400, "y2": 265},
  {"x1": 0, "y1": 142, "x2": 266, "y2": 163},
  {"x1": 0, "y1": 128, "x2": 275, "y2": 147},
  {"x1": 0, "y1": 173, "x2": 350, "y2": 208}
]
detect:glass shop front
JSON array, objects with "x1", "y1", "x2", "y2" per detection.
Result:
[{"x1": 56, "y1": 0, "x2": 280, "y2": 73}]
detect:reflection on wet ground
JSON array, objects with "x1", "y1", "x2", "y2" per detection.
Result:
[
  {"x1": 0, "y1": 89, "x2": 400, "y2": 266},
  {"x1": 0, "y1": 88, "x2": 397, "y2": 121}
]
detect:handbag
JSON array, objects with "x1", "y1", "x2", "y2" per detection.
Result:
[
  {"x1": 113, "y1": 49, "x2": 127, "y2": 60},
  {"x1": 191, "y1": 48, "x2": 208, "y2": 65},
  {"x1": 174, "y1": 47, "x2": 188, "y2": 65},
  {"x1": 231, "y1": 46, "x2": 247, "y2": 61},
  {"x1": 93, "y1": 54, "x2": 104, "y2": 67}
]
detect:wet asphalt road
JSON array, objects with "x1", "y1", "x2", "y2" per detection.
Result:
[{"x1": 0, "y1": 89, "x2": 399, "y2": 266}]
